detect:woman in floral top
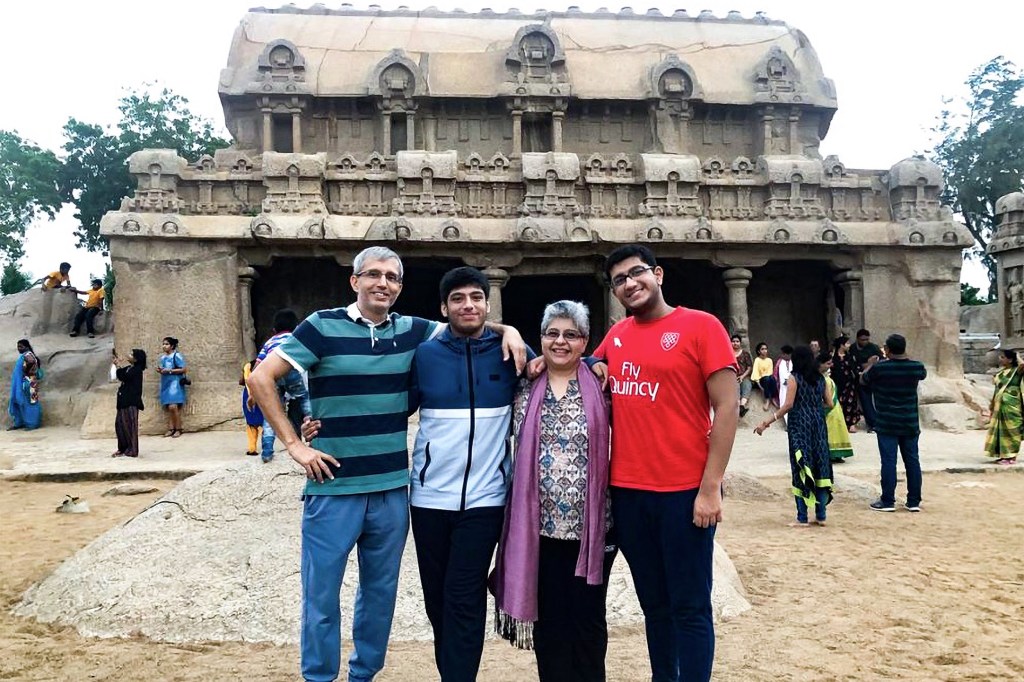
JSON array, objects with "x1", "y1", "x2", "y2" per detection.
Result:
[{"x1": 492, "y1": 300, "x2": 615, "y2": 681}]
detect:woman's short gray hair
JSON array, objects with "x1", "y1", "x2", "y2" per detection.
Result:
[
  {"x1": 541, "y1": 300, "x2": 590, "y2": 338},
  {"x1": 353, "y1": 246, "x2": 404, "y2": 279}
]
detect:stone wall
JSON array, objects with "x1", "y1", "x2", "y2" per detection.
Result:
[{"x1": 81, "y1": 240, "x2": 245, "y2": 437}]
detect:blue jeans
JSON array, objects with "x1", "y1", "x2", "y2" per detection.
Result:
[
  {"x1": 300, "y1": 487, "x2": 409, "y2": 682},
  {"x1": 262, "y1": 368, "x2": 311, "y2": 461},
  {"x1": 795, "y1": 489, "x2": 830, "y2": 523},
  {"x1": 611, "y1": 486, "x2": 715, "y2": 682},
  {"x1": 876, "y1": 433, "x2": 922, "y2": 507}
]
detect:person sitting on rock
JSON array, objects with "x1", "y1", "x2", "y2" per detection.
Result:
[{"x1": 69, "y1": 279, "x2": 105, "y2": 338}]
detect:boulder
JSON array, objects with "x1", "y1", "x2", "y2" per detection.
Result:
[
  {"x1": 16, "y1": 460, "x2": 750, "y2": 643},
  {"x1": 919, "y1": 402, "x2": 978, "y2": 433}
]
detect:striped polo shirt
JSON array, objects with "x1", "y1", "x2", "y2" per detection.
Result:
[
  {"x1": 861, "y1": 358, "x2": 928, "y2": 436},
  {"x1": 275, "y1": 304, "x2": 442, "y2": 496}
]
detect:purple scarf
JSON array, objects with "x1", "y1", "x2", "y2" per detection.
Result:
[{"x1": 490, "y1": 366, "x2": 610, "y2": 648}]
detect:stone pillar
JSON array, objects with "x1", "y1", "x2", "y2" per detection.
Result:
[
  {"x1": 262, "y1": 109, "x2": 273, "y2": 153},
  {"x1": 552, "y1": 111, "x2": 564, "y2": 152},
  {"x1": 722, "y1": 268, "x2": 753, "y2": 339},
  {"x1": 788, "y1": 108, "x2": 800, "y2": 156},
  {"x1": 238, "y1": 266, "x2": 259, "y2": 360},
  {"x1": 834, "y1": 270, "x2": 864, "y2": 334},
  {"x1": 512, "y1": 110, "x2": 523, "y2": 157},
  {"x1": 423, "y1": 115, "x2": 437, "y2": 152},
  {"x1": 760, "y1": 106, "x2": 774, "y2": 155},
  {"x1": 483, "y1": 267, "x2": 509, "y2": 323},
  {"x1": 606, "y1": 285, "x2": 626, "y2": 331},
  {"x1": 382, "y1": 111, "x2": 392, "y2": 155},
  {"x1": 406, "y1": 111, "x2": 416, "y2": 151},
  {"x1": 292, "y1": 112, "x2": 302, "y2": 153}
]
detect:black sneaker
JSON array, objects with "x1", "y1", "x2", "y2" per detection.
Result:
[
  {"x1": 869, "y1": 499, "x2": 895, "y2": 512},
  {"x1": 904, "y1": 503, "x2": 921, "y2": 512}
]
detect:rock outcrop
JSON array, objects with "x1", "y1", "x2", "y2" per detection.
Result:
[{"x1": 15, "y1": 459, "x2": 751, "y2": 643}]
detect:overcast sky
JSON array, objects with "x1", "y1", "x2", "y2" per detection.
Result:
[{"x1": 5, "y1": 0, "x2": 1022, "y2": 283}]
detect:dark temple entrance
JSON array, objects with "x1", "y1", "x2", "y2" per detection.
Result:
[
  {"x1": 502, "y1": 274, "x2": 605, "y2": 353},
  {"x1": 251, "y1": 256, "x2": 462, "y2": 344}
]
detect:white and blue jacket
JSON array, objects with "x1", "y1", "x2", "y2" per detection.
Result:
[{"x1": 409, "y1": 327, "x2": 529, "y2": 511}]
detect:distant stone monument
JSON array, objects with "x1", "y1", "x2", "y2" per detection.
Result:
[{"x1": 92, "y1": 7, "x2": 971, "y2": 435}]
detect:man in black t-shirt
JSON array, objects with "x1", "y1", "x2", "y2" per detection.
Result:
[
  {"x1": 860, "y1": 334, "x2": 927, "y2": 512},
  {"x1": 851, "y1": 328, "x2": 884, "y2": 431}
]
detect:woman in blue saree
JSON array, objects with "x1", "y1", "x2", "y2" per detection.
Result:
[{"x1": 7, "y1": 339, "x2": 42, "y2": 430}]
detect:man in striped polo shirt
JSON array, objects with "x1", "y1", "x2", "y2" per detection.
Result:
[
  {"x1": 860, "y1": 333, "x2": 928, "y2": 513},
  {"x1": 247, "y1": 246, "x2": 525, "y2": 682}
]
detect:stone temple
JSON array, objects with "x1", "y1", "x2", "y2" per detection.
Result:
[{"x1": 90, "y1": 6, "x2": 972, "y2": 433}]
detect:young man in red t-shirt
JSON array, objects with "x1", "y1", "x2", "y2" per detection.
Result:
[{"x1": 594, "y1": 245, "x2": 738, "y2": 682}]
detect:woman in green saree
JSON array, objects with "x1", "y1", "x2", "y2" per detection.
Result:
[
  {"x1": 819, "y1": 351, "x2": 853, "y2": 462},
  {"x1": 985, "y1": 349, "x2": 1022, "y2": 465}
]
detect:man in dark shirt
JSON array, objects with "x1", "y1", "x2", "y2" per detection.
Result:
[
  {"x1": 851, "y1": 328, "x2": 884, "y2": 432},
  {"x1": 860, "y1": 334, "x2": 927, "y2": 512}
]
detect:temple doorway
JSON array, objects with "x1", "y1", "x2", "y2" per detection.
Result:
[{"x1": 502, "y1": 274, "x2": 605, "y2": 352}]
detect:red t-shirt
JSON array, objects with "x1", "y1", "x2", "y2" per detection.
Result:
[{"x1": 594, "y1": 307, "x2": 736, "y2": 491}]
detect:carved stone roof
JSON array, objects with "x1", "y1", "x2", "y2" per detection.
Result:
[{"x1": 220, "y1": 7, "x2": 837, "y2": 107}]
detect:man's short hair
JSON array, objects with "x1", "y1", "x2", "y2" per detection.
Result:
[
  {"x1": 273, "y1": 308, "x2": 300, "y2": 333},
  {"x1": 59, "y1": 262, "x2": 71, "y2": 271},
  {"x1": 884, "y1": 333, "x2": 906, "y2": 355},
  {"x1": 91, "y1": 278, "x2": 103, "y2": 287},
  {"x1": 353, "y1": 246, "x2": 403, "y2": 280},
  {"x1": 604, "y1": 244, "x2": 657, "y2": 281},
  {"x1": 439, "y1": 267, "x2": 488, "y2": 303},
  {"x1": 780, "y1": 344, "x2": 794, "y2": 355},
  {"x1": 856, "y1": 328, "x2": 870, "y2": 339}
]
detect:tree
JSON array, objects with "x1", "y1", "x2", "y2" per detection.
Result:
[
  {"x1": 930, "y1": 57, "x2": 1024, "y2": 299},
  {"x1": 0, "y1": 260, "x2": 32, "y2": 295},
  {"x1": 960, "y1": 282, "x2": 990, "y2": 306},
  {"x1": 60, "y1": 86, "x2": 230, "y2": 251},
  {"x1": 0, "y1": 130, "x2": 62, "y2": 262}
]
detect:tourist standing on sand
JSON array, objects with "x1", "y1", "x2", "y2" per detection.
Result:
[
  {"x1": 755, "y1": 345, "x2": 833, "y2": 526},
  {"x1": 492, "y1": 300, "x2": 615, "y2": 681},
  {"x1": 248, "y1": 246, "x2": 527, "y2": 682},
  {"x1": 112, "y1": 349, "x2": 146, "y2": 458},
  {"x1": 7, "y1": 339, "x2": 42, "y2": 431},
  {"x1": 851, "y1": 329, "x2": 884, "y2": 432},
  {"x1": 240, "y1": 357, "x2": 263, "y2": 457},
  {"x1": 819, "y1": 350, "x2": 853, "y2": 463},
  {"x1": 732, "y1": 335, "x2": 753, "y2": 417},
  {"x1": 861, "y1": 334, "x2": 927, "y2": 513},
  {"x1": 751, "y1": 342, "x2": 777, "y2": 410},
  {"x1": 593, "y1": 244, "x2": 737, "y2": 682},
  {"x1": 985, "y1": 349, "x2": 1022, "y2": 465},
  {"x1": 774, "y1": 345, "x2": 794, "y2": 415},
  {"x1": 831, "y1": 335, "x2": 862, "y2": 432},
  {"x1": 157, "y1": 337, "x2": 187, "y2": 438},
  {"x1": 251, "y1": 309, "x2": 311, "y2": 464}
]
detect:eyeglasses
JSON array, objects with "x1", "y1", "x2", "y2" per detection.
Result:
[
  {"x1": 542, "y1": 329, "x2": 585, "y2": 342},
  {"x1": 609, "y1": 265, "x2": 655, "y2": 289},
  {"x1": 356, "y1": 270, "x2": 402, "y2": 284}
]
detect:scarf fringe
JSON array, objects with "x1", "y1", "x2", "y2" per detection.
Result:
[{"x1": 494, "y1": 604, "x2": 534, "y2": 650}]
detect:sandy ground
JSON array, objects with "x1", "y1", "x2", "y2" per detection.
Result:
[{"x1": 3, "y1": 471, "x2": 1024, "y2": 681}]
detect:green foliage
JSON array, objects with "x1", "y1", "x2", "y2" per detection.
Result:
[
  {"x1": 59, "y1": 85, "x2": 230, "y2": 252},
  {"x1": 0, "y1": 260, "x2": 33, "y2": 295},
  {"x1": 0, "y1": 130, "x2": 62, "y2": 262},
  {"x1": 930, "y1": 57, "x2": 1024, "y2": 299},
  {"x1": 960, "y1": 282, "x2": 991, "y2": 306}
]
